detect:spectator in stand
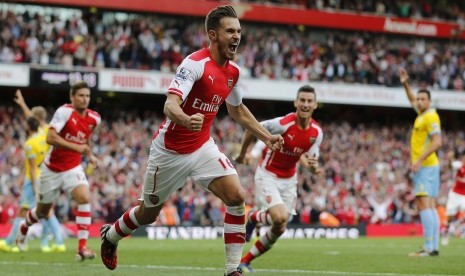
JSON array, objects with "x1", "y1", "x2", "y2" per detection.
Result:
[
  {"x1": 367, "y1": 193, "x2": 393, "y2": 224},
  {"x1": 158, "y1": 199, "x2": 180, "y2": 226},
  {"x1": 1, "y1": 5, "x2": 465, "y2": 91}
]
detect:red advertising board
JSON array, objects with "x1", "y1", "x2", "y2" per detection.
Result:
[
  {"x1": 20, "y1": 0, "x2": 465, "y2": 39},
  {"x1": 0, "y1": 223, "x2": 104, "y2": 238},
  {"x1": 366, "y1": 224, "x2": 423, "y2": 237}
]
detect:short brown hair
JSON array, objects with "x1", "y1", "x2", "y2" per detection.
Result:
[
  {"x1": 70, "y1": 81, "x2": 89, "y2": 96},
  {"x1": 205, "y1": 5, "x2": 237, "y2": 33},
  {"x1": 417, "y1": 88, "x2": 431, "y2": 99},
  {"x1": 297, "y1": 85, "x2": 316, "y2": 100},
  {"x1": 31, "y1": 106, "x2": 47, "y2": 121},
  {"x1": 26, "y1": 116, "x2": 40, "y2": 132}
]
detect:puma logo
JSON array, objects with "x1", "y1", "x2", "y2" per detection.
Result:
[
  {"x1": 208, "y1": 75, "x2": 215, "y2": 84},
  {"x1": 71, "y1": 118, "x2": 77, "y2": 125}
]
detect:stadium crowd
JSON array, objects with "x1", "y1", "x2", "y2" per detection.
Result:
[
  {"x1": 227, "y1": 0, "x2": 465, "y2": 22},
  {"x1": 1, "y1": 5, "x2": 465, "y2": 90},
  {"x1": 1, "y1": 105, "x2": 463, "y2": 228}
]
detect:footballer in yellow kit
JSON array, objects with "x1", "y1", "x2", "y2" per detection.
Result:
[{"x1": 410, "y1": 108, "x2": 441, "y2": 197}]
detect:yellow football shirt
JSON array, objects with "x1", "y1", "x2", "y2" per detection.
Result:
[
  {"x1": 410, "y1": 108, "x2": 441, "y2": 167},
  {"x1": 38, "y1": 123, "x2": 50, "y2": 152},
  {"x1": 24, "y1": 131, "x2": 48, "y2": 180}
]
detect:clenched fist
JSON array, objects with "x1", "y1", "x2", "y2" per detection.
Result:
[
  {"x1": 265, "y1": 135, "x2": 284, "y2": 151},
  {"x1": 185, "y1": 113, "x2": 204, "y2": 132}
]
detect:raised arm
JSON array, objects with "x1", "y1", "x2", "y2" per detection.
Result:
[
  {"x1": 399, "y1": 68, "x2": 416, "y2": 108},
  {"x1": 14, "y1": 89, "x2": 33, "y2": 118},
  {"x1": 226, "y1": 102, "x2": 283, "y2": 151}
]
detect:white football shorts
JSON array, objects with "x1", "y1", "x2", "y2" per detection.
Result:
[
  {"x1": 445, "y1": 190, "x2": 465, "y2": 216},
  {"x1": 39, "y1": 164, "x2": 89, "y2": 204},
  {"x1": 141, "y1": 137, "x2": 237, "y2": 207},
  {"x1": 254, "y1": 166, "x2": 297, "y2": 215}
]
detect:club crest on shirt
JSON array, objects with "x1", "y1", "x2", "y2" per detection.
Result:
[
  {"x1": 89, "y1": 124, "x2": 94, "y2": 131},
  {"x1": 227, "y1": 77, "x2": 233, "y2": 89},
  {"x1": 310, "y1": 136, "x2": 316, "y2": 143},
  {"x1": 175, "y1": 67, "x2": 191, "y2": 81},
  {"x1": 149, "y1": 194, "x2": 159, "y2": 205}
]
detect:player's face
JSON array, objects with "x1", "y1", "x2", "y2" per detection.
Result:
[
  {"x1": 216, "y1": 17, "x2": 241, "y2": 61},
  {"x1": 415, "y1": 92, "x2": 430, "y2": 112},
  {"x1": 71, "y1": 88, "x2": 91, "y2": 111},
  {"x1": 294, "y1": 91, "x2": 317, "y2": 119}
]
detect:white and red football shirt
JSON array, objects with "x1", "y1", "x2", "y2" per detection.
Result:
[
  {"x1": 44, "y1": 104, "x2": 101, "y2": 172},
  {"x1": 156, "y1": 48, "x2": 243, "y2": 154},
  {"x1": 451, "y1": 161, "x2": 465, "y2": 195},
  {"x1": 259, "y1": 113, "x2": 323, "y2": 178}
]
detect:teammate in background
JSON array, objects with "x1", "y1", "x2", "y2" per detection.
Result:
[
  {"x1": 399, "y1": 68, "x2": 442, "y2": 257},
  {"x1": 241, "y1": 136, "x2": 321, "y2": 241},
  {"x1": 11, "y1": 89, "x2": 65, "y2": 253},
  {"x1": 0, "y1": 117, "x2": 51, "y2": 252},
  {"x1": 16, "y1": 81, "x2": 101, "y2": 261},
  {"x1": 441, "y1": 150, "x2": 465, "y2": 245},
  {"x1": 99, "y1": 5, "x2": 283, "y2": 276},
  {"x1": 235, "y1": 85, "x2": 323, "y2": 272}
]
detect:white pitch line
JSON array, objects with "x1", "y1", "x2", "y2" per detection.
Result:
[{"x1": 0, "y1": 261, "x2": 461, "y2": 276}]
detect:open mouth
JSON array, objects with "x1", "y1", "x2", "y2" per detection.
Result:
[
  {"x1": 228, "y1": 42, "x2": 238, "y2": 53},
  {"x1": 300, "y1": 109, "x2": 310, "y2": 115}
]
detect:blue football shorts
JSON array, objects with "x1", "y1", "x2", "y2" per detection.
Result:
[
  {"x1": 19, "y1": 180, "x2": 36, "y2": 209},
  {"x1": 412, "y1": 165, "x2": 440, "y2": 198}
]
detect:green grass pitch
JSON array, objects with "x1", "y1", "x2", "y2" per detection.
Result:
[{"x1": 1, "y1": 237, "x2": 464, "y2": 275}]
